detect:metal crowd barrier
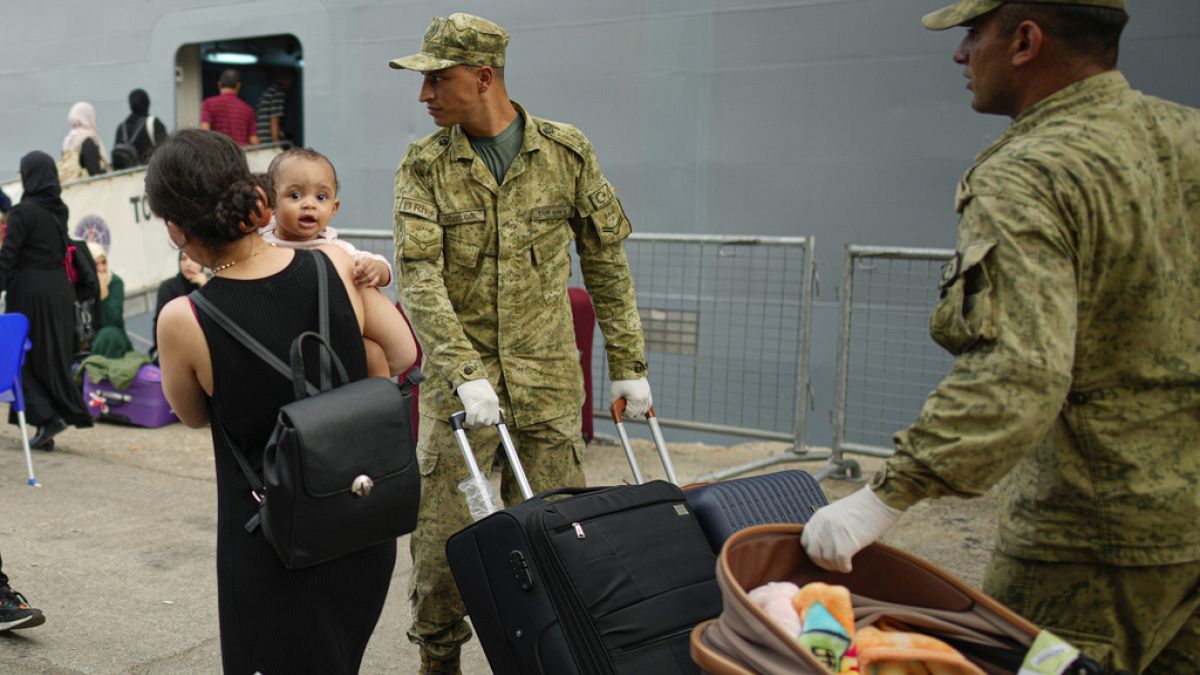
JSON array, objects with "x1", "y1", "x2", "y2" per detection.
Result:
[
  {"x1": 342, "y1": 230, "x2": 822, "y2": 472},
  {"x1": 570, "y1": 234, "x2": 823, "y2": 481},
  {"x1": 817, "y1": 245, "x2": 955, "y2": 480}
]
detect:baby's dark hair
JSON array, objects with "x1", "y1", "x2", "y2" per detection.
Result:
[
  {"x1": 266, "y1": 147, "x2": 341, "y2": 201},
  {"x1": 144, "y1": 129, "x2": 264, "y2": 247},
  {"x1": 254, "y1": 172, "x2": 275, "y2": 209}
]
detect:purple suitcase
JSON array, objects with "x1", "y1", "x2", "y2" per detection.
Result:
[{"x1": 83, "y1": 364, "x2": 178, "y2": 428}]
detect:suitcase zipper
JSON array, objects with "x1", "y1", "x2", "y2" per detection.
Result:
[
  {"x1": 527, "y1": 508, "x2": 613, "y2": 673},
  {"x1": 612, "y1": 625, "x2": 694, "y2": 655},
  {"x1": 573, "y1": 522, "x2": 585, "y2": 539}
]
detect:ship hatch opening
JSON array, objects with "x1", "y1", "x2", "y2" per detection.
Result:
[{"x1": 174, "y1": 34, "x2": 304, "y2": 146}]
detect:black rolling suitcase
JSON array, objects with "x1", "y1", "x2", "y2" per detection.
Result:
[
  {"x1": 445, "y1": 409, "x2": 721, "y2": 675},
  {"x1": 610, "y1": 401, "x2": 829, "y2": 553}
]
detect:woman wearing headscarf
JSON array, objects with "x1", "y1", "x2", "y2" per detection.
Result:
[
  {"x1": 113, "y1": 89, "x2": 169, "y2": 169},
  {"x1": 60, "y1": 102, "x2": 108, "y2": 182},
  {"x1": 86, "y1": 242, "x2": 133, "y2": 359},
  {"x1": 0, "y1": 151, "x2": 93, "y2": 450},
  {"x1": 150, "y1": 251, "x2": 206, "y2": 363}
]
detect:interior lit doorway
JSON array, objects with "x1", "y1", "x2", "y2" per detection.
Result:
[{"x1": 175, "y1": 34, "x2": 303, "y2": 146}]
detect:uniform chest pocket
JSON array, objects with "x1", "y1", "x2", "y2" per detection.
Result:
[
  {"x1": 930, "y1": 240, "x2": 998, "y2": 355},
  {"x1": 531, "y1": 225, "x2": 571, "y2": 303},
  {"x1": 440, "y1": 209, "x2": 487, "y2": 256},
  {"x1": 444, "y1": 237, "x2": 480, "y2": 270},
  {"x1": 440, "y1": 211, "x2": 485, "y2": 306}
]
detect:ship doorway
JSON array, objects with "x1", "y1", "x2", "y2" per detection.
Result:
[{"x1": 175, "y1": 34, "x2": 304, "y2": 146}]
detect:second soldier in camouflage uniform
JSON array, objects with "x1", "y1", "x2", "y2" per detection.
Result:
[
  {"x1": 801, "y1": 1, "x2": 1200, "y2": 672},
  {"x1": 388, "y1": 14, "x2": 651, "y2": 674}
]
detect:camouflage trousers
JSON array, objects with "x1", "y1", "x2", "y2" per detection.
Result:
[
  {"x1": 984, "y1": 551, "x2": 1200, "y2": 673},
  {"x1": 406, "y1": 409, "x2": 585, "y2": 658}
]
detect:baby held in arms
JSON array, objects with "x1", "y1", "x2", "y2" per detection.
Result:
[{"x1": 258, "y1": 148, "x2": 410, "y2": 377}]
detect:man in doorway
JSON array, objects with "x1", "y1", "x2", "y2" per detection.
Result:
[
  {"x1": 255, "y1": 69, "x2": 296, "y2": 144},
  {"x1": 801, "y1": 1, "x2": 1200, "y2": 671},
  {"x1": 200, "y1": 69, "x2": 258, "y2": 146},
  {"x1": 389, "y1": 13, "x2": 653, "y2": 674}
]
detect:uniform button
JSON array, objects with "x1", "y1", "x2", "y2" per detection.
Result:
[
  {"x1": 541, "y1": 124, "x2": 553, "y2": 135},
  {"x1": 439, "y1": 136, "x2": 449, "y2": 145},
  {"x1": 634, "y1": 363, "x2": 645, "y2": 373},
  {"x1": 464, "y1": 365, "x2": 475, "y2": 375}
]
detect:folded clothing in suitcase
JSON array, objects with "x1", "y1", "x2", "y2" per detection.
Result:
[
  {"x1": 83, "y1": 364, "x2": 178, "y2": 428},
  {"x1": 685, "y1": 471, "x2": 828, "y2": 553},
  {"x1": 446, "y1": 413, "x2": 722, "y2": 675},
  {"x1": 690, "y1": 524, "x2": 1106, "y2": 675}
]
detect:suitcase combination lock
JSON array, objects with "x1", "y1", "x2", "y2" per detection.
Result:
[{"x1": 508, "y1": 550, "x2": 534, "y2": 591}]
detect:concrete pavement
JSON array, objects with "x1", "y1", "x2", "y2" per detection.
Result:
[
  {"x1": 0, "y1": 417, "x2": 997, "y2": 674},
  {"x1": 0, "y1": 419, "x2": 488, "y2": 674}
]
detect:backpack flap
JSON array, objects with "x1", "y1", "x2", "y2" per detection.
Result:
[{"x1": 277, "y1": 377, "x2": 416, "y2": 497}]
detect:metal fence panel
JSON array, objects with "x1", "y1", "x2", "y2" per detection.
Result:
[
  {"x1": 341, "y1": 230, "x2": 817, "y2": 447},
  {"x1": 572, "y1": 234, "x2": 815, "y2": 446},
  {"x1": 831, "y1": 245, "x2": 955, "y2": 465}
]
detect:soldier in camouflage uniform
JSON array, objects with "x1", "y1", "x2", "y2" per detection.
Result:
[
  {"x1": 802, "y1": 1, "x2": 1200, "y2": 672},
  {"x1": 388, "y1": 14, "x2": 652, "y2": 674}
]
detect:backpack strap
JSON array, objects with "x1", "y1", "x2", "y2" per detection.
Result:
[
  {"x1": 145, "y1": 116, "x2": 156, "y2": 145},
  {"x1": 189, "y1": 250, "x2": 335, "y2": 528},
  {"x1": 316, "y1": 247, "x2": 332, "y2": 391},
  {"x1": 120, "y1": 118, "x2": 149, "y2": 146},
  {"x1": 189, "y1": 289, "x2": 321, "y2": 397}
]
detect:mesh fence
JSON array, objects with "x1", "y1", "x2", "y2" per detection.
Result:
[
  {"x1": 833, "y1": 246, "x2": 955, "y2": 457},
  {"x1": 572, "y1": 235, "x2": 814, "y2": 442},
  {"x1": 340, "y1": 230, "x2": 816, "y2": 444}
]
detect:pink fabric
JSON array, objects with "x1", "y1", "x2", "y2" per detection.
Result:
[
  {"x1": 569, "y1": 288, "x2": 595, "y2": 442},
  {"x1": 259, "y1": 222, "x2": 393, "y2": 286},
  {"x1": 394, "y1": 302, "x2": 422, "y2": 437},
  {"x1": 64, "y1": 101, "x2": 108, "y2": 159},
  {"x1": 201, "y1": 92, "x2": 257, "y2": 145}
]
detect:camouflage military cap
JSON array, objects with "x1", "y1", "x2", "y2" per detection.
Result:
[
  {"x1": 389, "y1": 13, "x2": 510, "y2": 71},
  {"x1": 922, "y1": 0, "x2": 1126, "y2": 31}
]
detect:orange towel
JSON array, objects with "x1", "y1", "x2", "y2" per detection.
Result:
[
  {"x1": 793, "y1": 582, "x2": 856, "y2": 637},
  {"x1": 854, "y1": 626, "x2": 984, "y2": 675}
]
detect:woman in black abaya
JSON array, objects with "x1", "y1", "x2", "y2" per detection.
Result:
[{"x1": 0, "y1": 151, "x2": 92, "y2": 450}]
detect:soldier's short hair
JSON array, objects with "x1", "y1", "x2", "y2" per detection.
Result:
[{"x1": 996, "y1": 3, "x2": 1129, "y2": 67}]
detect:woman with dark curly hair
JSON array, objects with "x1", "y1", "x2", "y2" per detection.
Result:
[{"x1": 148, "y1": 129, "x2": 416, "y2": 673}]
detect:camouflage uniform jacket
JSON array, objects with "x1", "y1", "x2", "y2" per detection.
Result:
[
  {"x1": 394, "y1": 103, "x2": 647, "y2": 428},
  {"x1": 875, "y1": 72, "x2": 1200, "y2": 566}
]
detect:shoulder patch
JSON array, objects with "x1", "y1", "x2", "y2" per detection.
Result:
[
  {"x1": 412, "y1": 131, "x2": 452, "y2": 166},
  {"x1": 536, "y1": 118, "x2": 589, "y2": 158},
  {"x1": 398, "y1": 197, "x2": 438, "y2": 221},
  {"x1": 587, "y1": 181, "x2": 615, "y2": 211}
]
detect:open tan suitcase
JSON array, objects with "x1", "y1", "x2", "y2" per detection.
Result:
[{"x1": 690, "y1": 524, "x2": 1104, "y2": 675}]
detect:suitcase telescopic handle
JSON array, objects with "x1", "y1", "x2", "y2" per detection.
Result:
[
  {"x1": 449, "y1": 410, "x2": 535, "y2": 503},
  {"x1": 610, "y1": 399, "x2": 679, "y2": 486}
]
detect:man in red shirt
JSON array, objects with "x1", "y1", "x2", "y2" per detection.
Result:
[{"x1": 200, "y1": 69, "x2": 259, "y2": 146}]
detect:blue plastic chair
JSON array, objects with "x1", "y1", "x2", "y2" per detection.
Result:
[{"x1": 0, "y1": 313, "x2": 38, "y2": 486}]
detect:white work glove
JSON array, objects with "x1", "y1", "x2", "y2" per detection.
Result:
[
  {"x1": 610, "y1": 377, "x2": 653, "y2": 418},
  {"x1": 800, "y1": 486, "x2": 903, "y2": 573},
  {"x1": 456, "y1": 378, "x2": 501, "y2": 429}
]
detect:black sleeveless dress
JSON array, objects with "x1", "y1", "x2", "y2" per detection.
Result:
[{"x1": 194, "y1": 250, "x2": 395, "y2": 674}]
